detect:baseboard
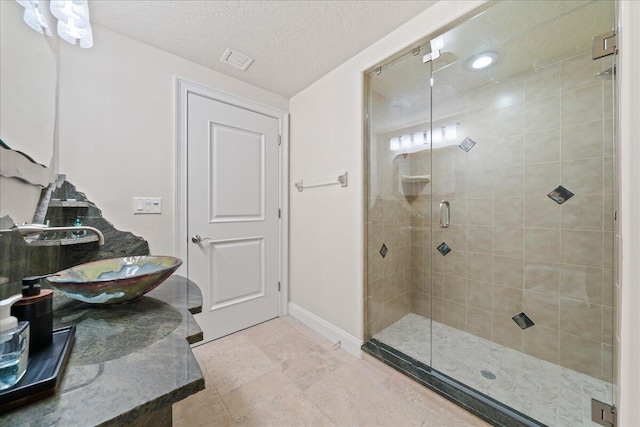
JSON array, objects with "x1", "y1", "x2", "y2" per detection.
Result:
[{"x1": 288, "y1": 302, "x2": 363, "y2": 358}]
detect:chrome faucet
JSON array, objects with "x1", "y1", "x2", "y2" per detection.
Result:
[{"x1": 0, "y1": 223, "x2": 105, "y2": 245}]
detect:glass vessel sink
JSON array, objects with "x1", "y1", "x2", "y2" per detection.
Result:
[{"x1": 45, "y1": 256, "x2": 182, "y2": 304}]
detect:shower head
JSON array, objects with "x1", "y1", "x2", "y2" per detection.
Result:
[{"x1": 596, "y1": 63, "x2": 615, "y2": 80}]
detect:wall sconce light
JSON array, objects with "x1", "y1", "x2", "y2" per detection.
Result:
[
  {"x1": 50, "y1": 0, "x2": 93, "y2": 48},
  {"x1": 389, "y1": 123, "x2": 459, "y2": 152},
  {"x1": 16, "y1": 0, "x2": 52, "y2": 36},
  {"x1": 15, "y1": 0, "x2": 93, "y2": 48}
]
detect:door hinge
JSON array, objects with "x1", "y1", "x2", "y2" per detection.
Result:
[
  {"x1": 593, "y1": 30, "x2": 617, "y2": 59},
  {"x1": 592, "y1": 399, "x2": 616, "y2": 427},
  {"x1": 278, "y1": 208, "x2": 281, "y2": 219},
  {"x1": 278, "y1": 134, "x2": 282, "y2": 145},
  {"x1": 278, "y1": 282, "x2": 281, "y2": 292}
]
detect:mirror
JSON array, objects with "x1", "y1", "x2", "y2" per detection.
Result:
[{"x1": 0, "y1": 0, "x2": 58, "y2": 186}]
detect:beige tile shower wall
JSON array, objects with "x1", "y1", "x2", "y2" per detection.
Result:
[
  {"x1": 367, "y1": 133, "x2": 413, "y2": 337},
  {"x1": 407, "y1": 53, "x2": 614, "y2": 381}
]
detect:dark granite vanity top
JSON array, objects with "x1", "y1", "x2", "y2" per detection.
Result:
[{"x1": 0, "y1": 275, "x2": 205, "y2": 426}]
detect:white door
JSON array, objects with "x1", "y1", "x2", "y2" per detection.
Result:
[{"x1": 187, "y1": 93, "x2": 280, "y2": 342}]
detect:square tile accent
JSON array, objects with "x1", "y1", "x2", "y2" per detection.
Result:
[
  {"x1": 512, "y1": 312, "x2": 535, "y2": 330},
  {"x1": 459, "y1": 137, "x2": 477, "y2": 152},
  {"x1": 547, "y1": 185, "x2": 574, "y2": 204},
  {"x1": 437, "y1": 242, "x2": 452, "y2": 256},
  {"x1": 379, "y1": 243, "x2": 388, "y2": 258}
]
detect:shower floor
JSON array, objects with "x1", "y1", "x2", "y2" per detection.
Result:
[{"x1": 374, "y1": 313, "x2": 613, "y2": 426}]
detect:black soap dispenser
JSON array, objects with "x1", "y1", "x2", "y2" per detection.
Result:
[{"x1": 11, "y1": 276, "x2": 54, "y2": 353}]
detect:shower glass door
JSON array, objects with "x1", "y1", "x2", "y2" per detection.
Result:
[
  {"x1": 428, "y1": 0, "x2": 616, "y2": 424},
  {"x1": 367, "y1": 0, "x2": 617, "y2": 425},
  {"x1": 366, "y1": 45, "x2": 434, "y2": 364}
]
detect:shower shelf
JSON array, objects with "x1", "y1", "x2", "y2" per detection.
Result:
[
  {"x1": 401, "y1": 174, "x2": 430, "y2": 184},
  {"x1": 400, "y1": 174, "x2": 430, "y2": 197}
]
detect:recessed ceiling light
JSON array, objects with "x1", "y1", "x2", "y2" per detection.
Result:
[{"x1": 467, "y1": 52, "x2": 498, "y2": 70}]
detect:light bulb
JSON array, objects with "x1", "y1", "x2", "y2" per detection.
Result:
[
  {"x1": 432, "y1": 128, "x2": 443, "y2": 144},
  {"x1": 16, "y1": 0, "x2": 52, "y2": 36},
  {"x1": 467, "y1": 52, "x2": 498, "y2": 70},
  {"x1": 445, "y1": 125, "x2": 457, "y2": 140},
  {"x1": 400, "y1": 134, "x2": 411, "y2": 149},
  {"x1": 472, "y1": 56, "x2": 493, "y2": 69},
  {"x1": 50, "y1": 0, "x2": 93, "y2": 48},
  {"x1": 412, "y1": 132, "x2": 426, "y2": 146}
]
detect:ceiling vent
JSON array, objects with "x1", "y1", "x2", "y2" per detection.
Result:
[{"x1": 220, "y1": 48, "x2": 254, "y2": 71}]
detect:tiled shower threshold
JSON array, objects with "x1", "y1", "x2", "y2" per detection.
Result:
[{"x1": 363, "y1": 313, "x2": 613, "y2": 427}]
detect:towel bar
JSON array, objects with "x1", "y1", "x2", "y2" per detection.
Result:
[{"x1": 294, "y1": 172, "x2": 348, "y2": 192}]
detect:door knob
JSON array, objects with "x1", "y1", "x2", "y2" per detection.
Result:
[{"x1": 191, "y1": 235, "x2": 211, "y2": 244}]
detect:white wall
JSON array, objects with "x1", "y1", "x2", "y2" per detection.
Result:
[
  {"x1": 0, "y1": 177, "x2": 42, "y2": 224},
  {"x1": 0, "y1": 1, "x2": 57, "y2": 222},
  {"x1": 58, "y1": 25, "x2": 288, "y2": 255},
  {"x1": 289, "y1": 1, "x2": 485, "y2": 341},
  {"x1": 618, "y1": 1, "x2": 640, "y2": 424},
  {"x1": 0, "y1": 0, "x2": 57, "y2": 167}
]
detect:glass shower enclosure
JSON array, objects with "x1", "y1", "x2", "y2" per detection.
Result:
[{"x1": 364, "y1": 1, "x2": 616, "y2": 425}]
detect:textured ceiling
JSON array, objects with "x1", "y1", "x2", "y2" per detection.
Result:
[{"x1": 89, "y1": 0, "x2": 437, "y2": 98}]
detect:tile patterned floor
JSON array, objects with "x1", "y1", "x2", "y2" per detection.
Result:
[
  {"x1": 173, "y1": 316, "x2": 489, "y2": 427},
  {"x1": 375, "y1": 313, "x2": 614, "y2": 427}
]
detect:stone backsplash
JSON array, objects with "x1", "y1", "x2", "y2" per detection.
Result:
[{"x1": 0, "y1": 177, "x2": 149, "y2": 294}]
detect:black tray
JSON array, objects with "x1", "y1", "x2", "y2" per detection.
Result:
[{"x1": 0, "y1": 326, "x2": 75, "y2": 413}]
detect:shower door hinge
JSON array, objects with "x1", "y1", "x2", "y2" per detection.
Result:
[
  {"x1": 423, "y1": 36, "x2": 444, "y2": 63},
  {"x1": 591, "y1": 399, "x2": 616, "y2": 427},
  {"x1": 593, "y1": 30, "x2": 617, "y2": 59}
]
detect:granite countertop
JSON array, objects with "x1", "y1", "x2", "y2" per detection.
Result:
[{"x1": 0, "y1": 275, "x2": 205, "y2": 426}]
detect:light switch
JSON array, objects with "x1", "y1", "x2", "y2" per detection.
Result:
[{"x1": 133, "y1": 197, "x2": 162, "y2": 214}]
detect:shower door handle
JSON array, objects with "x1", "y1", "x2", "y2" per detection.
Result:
[{"x1": 439, "y1": 201, "x2": 450, "y2": 228}]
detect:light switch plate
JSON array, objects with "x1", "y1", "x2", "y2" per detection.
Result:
[{"x1": 133, "y1": 197, "x2": 162, "y2": 214}]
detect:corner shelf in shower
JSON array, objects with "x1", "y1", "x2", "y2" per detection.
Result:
[
  {"x1": 400, "y1": 174, "x2": 430, "y2": 197},
  {"x1": 401, "y1": 174, "x2": 430, "y2": 184}
]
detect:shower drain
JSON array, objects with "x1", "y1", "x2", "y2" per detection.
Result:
[{"x1": 480, "y1": 370, "x2": 496, "y2": 380}]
